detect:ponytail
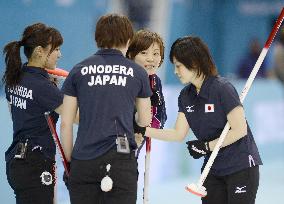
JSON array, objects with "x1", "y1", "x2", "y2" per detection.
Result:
[{"x1": 2, "y1": 41, "x2": 23, "y2": 87}]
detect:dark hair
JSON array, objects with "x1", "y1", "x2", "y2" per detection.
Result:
[
  {"x1": 2, "y1": 22, "x2": 63, "y2": 87},
  {"x1": 169, "y1": 36, "x2": 218, "y2": 79},
  {"x1": 126, "y1": 29, "x2": 164, "y2": 67},
  {"x1": 95, "y1": 14, "x2": 134, "y2": 48}
]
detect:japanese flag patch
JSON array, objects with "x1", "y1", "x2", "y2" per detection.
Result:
[{"x1": 205, "y1": 104, "x2": 214, "y2": 113}]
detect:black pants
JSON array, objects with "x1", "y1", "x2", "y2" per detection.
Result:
[
  {"x1": 202, "y1": 166, "x2": 259, "y2": 204},
  {"x1": 6, "y1": 150, "x2": 55, "y2": 204},
  {"x1": 69, "y1": 148, "x2": 138, "y2": 204}
]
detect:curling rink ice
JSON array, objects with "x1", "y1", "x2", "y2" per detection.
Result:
[{"x1": 1, "y1": 80, "x2": 284, "y2": 204}]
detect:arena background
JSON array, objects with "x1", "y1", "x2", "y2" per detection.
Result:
[{"x1": 0, "y1": 0, "x2": 283, "y2": 203}]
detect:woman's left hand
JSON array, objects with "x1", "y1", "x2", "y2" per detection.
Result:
[
  {"x1": 186, "y1": 140, "x2": 210, "y2": 159},
  {"x1": 135, "y1": 133, "x2": 145, "y2": 147}
]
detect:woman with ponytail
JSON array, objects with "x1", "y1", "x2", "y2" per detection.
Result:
[{"x1": 3, "y1": 22, "x2": 64, "y2": 204}]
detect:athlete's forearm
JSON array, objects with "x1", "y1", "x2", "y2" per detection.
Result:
[
  {"x1": 145, "y1": 127, "x2": 186, "y2": 142},
  {"x1": 208, "y1": 126, "x2": 247, "y2": 150},
  {"x1": 60, "y1": 122, "x2": 73, "y2": 161},
  {"x1": 208, "y1": 106, "x2": 247, "y2": 150}
]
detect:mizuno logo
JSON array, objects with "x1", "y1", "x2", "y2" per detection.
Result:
[
  {"x1": 235, "y1": 186, "x2": 246, "y2": 194},
  {"x1": 186, "y1": 105, "x2": 195, "y2": 112},
  {"x1": 248, "y1": 155, "x2": 255, "y2": 167}
]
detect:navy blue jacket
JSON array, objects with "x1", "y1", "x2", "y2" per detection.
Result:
[
  {"x1": 5, "y1": 65, "x2": 63, "y2": 161},
  {"x1": 178, "y1": 76, "x2": 262, "y2": 176}
]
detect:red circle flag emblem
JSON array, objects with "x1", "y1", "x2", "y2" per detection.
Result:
[{"x1": 205, "y1": 104, "x2": 214, "y2": 112}]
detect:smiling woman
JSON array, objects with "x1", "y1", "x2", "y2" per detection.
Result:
[
  {"x1": 127, "y1": 29, "x2": 164, "y2": 75},
  {"x1": 126, "y1": 29, "x2": 167, "y2": 203},
  {"x1": 126, "y1": 29, "x2": 167, "y2": 131}
]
